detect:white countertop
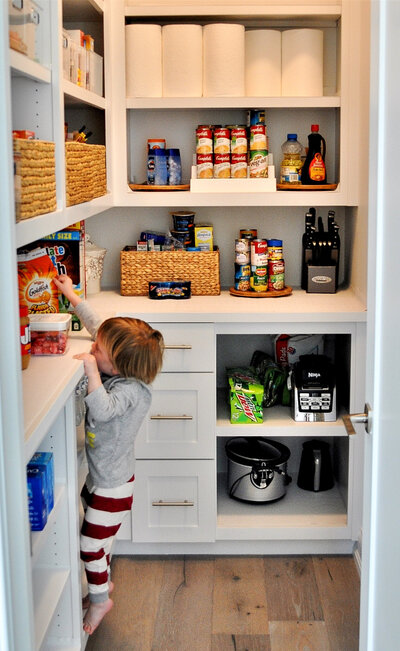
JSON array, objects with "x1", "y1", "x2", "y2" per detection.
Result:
[{"x1": 87, "y1": 288, "x2": 367, "y2": 324}]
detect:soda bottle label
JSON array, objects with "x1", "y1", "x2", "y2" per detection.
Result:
[{"x1": 309, "y1": 153, "x2": 326, "y2": 182}]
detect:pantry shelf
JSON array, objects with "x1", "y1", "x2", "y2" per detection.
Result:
[
  {"x1": 127, "y1": 96, "x2": 341, "y2": 110},
  {"x1": 9, "y1": 49, "x2": 51, "y2": 83},
  {"x1": 216, "y1": 473, "x2": 348, "y2": 540},
  {"x1": 216, "y1": 391, "x2": 348, "y2": 438}
]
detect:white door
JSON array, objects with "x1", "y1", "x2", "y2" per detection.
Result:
[{"x1": 359, "y1": 1, "x2": 400, "y2": 649}]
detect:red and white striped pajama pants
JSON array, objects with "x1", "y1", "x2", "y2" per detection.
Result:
[{"x1": 80, "y1": 475, "x2": 134, "y2": 604}]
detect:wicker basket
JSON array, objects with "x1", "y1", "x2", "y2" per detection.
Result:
[
  {"x1": 13, "y1": 139, "x2": 56, "y2": 221},
  {"x1": 120, "y1": 247, "x2": 220, "y2": 296},
  {"x1": 65, "y1": 142, "x2": 107, "y2": 207}
]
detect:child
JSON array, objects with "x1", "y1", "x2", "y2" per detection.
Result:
[{"x1": 53, "y1": 274, "x2": 164, "y2": 635}]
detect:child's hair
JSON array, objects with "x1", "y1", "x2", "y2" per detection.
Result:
[{"x1": 97, "y1": 317, "x2": 164, "y2": 383}]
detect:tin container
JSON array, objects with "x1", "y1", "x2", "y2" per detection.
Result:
[
  {"x1": 250, "y1": 265, "x2": 268, "y2": 292},
  {"x1": 196, "y1": 153, "x2": 213, "y2": 178},
  {"x1": 231, "y1": 153, "x2": 247, "y2": 178},
  {"x1": 231, "y1": 126, "x2": 247, "y2": 154},
  {"x1": 147, "y1": 138, "x2": 166, "y2": 151},
  {"x1": 250, "y1": 124, "x2": 267, "y2": 151},
  {"x1": 196, "y1": 126, "x2": 213, "y2": 154},
  {"x1": 268, "y1": 272, "x2": 285, "y2": 291},
  {"x1": 234, "y1": 263, "x2": 251, "y2": 291},
  {"x1": 235, "y1": 251, "x2": 250, "y2": 265},
  {"x1": 214, "y1": 127, "x2": 230, "y2": 154},
  {"x1": 268, "y1": 259, "x2": 285, "y2": 275},
  {"x1": 240, "y1": 229, "x2": 258, "y2": 240},
  {"x1": 171, "y1": 211, "x2": 196, "y2": 230},
  {"x1": 214, "y1": 153, "x2": 231, "y2": 178},
  {"x1": 248, "y1": 109, "x2": 266, "y2": 126},
  {"x1": 251, "y1": 238, "x2": 268, "y2": 266},
  {"x1": 268, "y1": 239, "x2": 283, "y2": 260},
  {"x1": 249, "y1": 150, "x2": 268, "y2": 178},
  {"x1": 235, "y1": 238, "x2": 251, "y2": 253}
]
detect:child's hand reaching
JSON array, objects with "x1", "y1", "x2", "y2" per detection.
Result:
[{"x1": 53, "y1": 274, "x2": 81, "y2": 307}]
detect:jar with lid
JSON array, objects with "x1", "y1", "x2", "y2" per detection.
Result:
[
  {"x1": 19, "y1": 304, "x2": 31, "y2": 370},
  {"x1": 280, "y1": 134, "x2": 303, "y2": 185}
]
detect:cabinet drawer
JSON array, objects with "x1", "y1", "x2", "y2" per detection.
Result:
[
  {"x1": 150, "y1": 323, "x2": 215, "y2": 372},
  {"x1": 132, "y1": 460, "x2": 216, "y2": 543},
  {"x1": 136, "y1": 373, "x2": 215, "y2": 459}
]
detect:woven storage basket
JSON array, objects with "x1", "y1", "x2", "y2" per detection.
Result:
[
  {"x1": 65, "y1": 142, "x2": 107, "y2": 206},
  {"x1": 120, "y1": 247, "x2": 220, "y2": 296},
  {"x1": 13, "y1": 139, "x2": 56, "y2": 221}
]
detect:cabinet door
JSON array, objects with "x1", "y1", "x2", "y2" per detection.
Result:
[
  {"x1": 150, "y1": 323, "x2": 215, "y2": 372},
  {"x1": 136, "y1": 373, "x2": 215, "y2": 459},
  {"x1": 132, "y1": 459, "x2": 216, "y2": 542}
]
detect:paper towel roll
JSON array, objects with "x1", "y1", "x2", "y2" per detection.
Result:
[
  {"x1": 281, "y1": 29, "x2": 323, "y2": 97},
  {"x1": 245, "y1": 29, "x2": 281, "y2": 96},
  {"x1": 203, "y1": 23, "x2": 245, "y2": 97},
  {"x1": 125, "y1": 24, "x2": 162, "y2": 97},
  {"x1": 162, "y1": 24, "x2": 203, "y2": 97}
]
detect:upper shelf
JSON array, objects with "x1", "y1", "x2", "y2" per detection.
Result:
[
  {"x1": 9, "y1": 49, "x2": 51, "y2": 83},
  {"x1": 63, "y1": 80, "x2": 106, "y2": 109},
  {"x1": 127, "y1": 96, "x2": 340, "y2": 109}
]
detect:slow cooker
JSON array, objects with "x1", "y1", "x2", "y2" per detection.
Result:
[{"x1": 226, "y1": 437, "x2": 292, "y2": 503}]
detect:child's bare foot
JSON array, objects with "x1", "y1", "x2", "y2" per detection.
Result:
[
  {"x1": 82, "y1": 581, "x2": 114, "y2": 610},
  {"x1": 83, "y1": 598, "x2": 113, "y2": 635}
]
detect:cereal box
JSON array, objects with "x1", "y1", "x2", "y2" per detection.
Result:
[{"x1": 227, "y1": 367, "x2": 264, "y2": 424}]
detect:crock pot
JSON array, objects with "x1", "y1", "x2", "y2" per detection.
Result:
[{"x1": 226, "y1": 437, "x2": 292, "y2": 503}]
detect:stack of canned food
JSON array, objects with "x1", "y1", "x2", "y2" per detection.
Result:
[
  {"x1": 196, "y1": 109, "x2": 269, "y2": 180},
  {"x1": 234, "y1": 229, "x2": 285, "y2": 292}
]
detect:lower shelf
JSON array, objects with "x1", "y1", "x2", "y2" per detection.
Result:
[
  {"x1": 32, "y1": 567, "x2": 70, "y2": 649},
  {"x1": 216, "y1": 473, "x2": 348, "y2": 540}
]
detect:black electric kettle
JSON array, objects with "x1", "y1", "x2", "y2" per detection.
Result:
[{"x1": 297, "y1": 439, "x2": 334, "y2": 492}]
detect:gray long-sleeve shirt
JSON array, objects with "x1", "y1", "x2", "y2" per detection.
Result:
[{"x1": 75, "y1": 301, "x2": 152, "y2": 489}]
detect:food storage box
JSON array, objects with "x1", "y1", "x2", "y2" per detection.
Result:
[{"x1": 29, "y1": 313, "x2": 71, "y2": 356}]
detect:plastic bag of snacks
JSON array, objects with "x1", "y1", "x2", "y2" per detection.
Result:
[{"x1": 18, "y1": 248, "x2": 58, "y2": 313}]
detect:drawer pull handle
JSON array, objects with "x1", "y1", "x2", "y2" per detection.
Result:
[
  {"x1": 152, "y1": 500, "x2": 194, "y2": 507},
  {"x1": 164, "y1": 344, "x2": 192, "y2": 350},
  {"x1": 150, "y1": 415, "x2": 193, "y2": 420}
]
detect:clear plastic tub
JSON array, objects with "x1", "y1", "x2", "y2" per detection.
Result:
[{"x1": 29, "y1": 313, "x2": 71, "y2": 356}]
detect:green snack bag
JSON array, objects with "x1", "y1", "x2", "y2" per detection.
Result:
[{"x1": 227, "y1": 367, "x2": 264, "y2": 424}]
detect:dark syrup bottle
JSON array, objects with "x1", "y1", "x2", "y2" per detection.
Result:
[{"x1": 301, "y1": 124, "x2": 327, "y2": 185}]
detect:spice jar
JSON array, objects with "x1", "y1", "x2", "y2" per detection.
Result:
[{"x1": 19, "y1": 304, "x2": 31, "y2": 370}]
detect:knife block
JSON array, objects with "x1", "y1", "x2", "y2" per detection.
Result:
[{"x1": 306, "y1": 264, "x2": 337, "y2": 293}]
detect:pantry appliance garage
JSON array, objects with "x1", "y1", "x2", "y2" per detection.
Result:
[{"x1": 0, "y1": 1, "x2": 398, "y2": 650}]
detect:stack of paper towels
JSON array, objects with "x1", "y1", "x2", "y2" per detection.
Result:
[{"x1": 125, "y1": 24, "x2": 324, "y2": 98}]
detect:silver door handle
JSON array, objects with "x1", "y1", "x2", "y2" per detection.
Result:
[
  {"x1": 152, "y1": 500, "x2": 194, "y2": 507},
  {"x1": 164, "y1": 344, "x2": 192, "y2": 350},
  {"x1": 150, "y1": 415, "x2": 193, "y2": 420},
  {"x1": 342, "y1": 403, "x2": 372, "y2": 435}
]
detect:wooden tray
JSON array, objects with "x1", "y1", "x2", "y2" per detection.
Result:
[
  {"x1": 276, "y1": 183, "x2": 338, "y2": 191},
  {"x1": 129, "y1": 183, "x2": 190, "y2": 192},
  {"x1": 229, "y1": 286, "x2": 292, "y2": 298}
]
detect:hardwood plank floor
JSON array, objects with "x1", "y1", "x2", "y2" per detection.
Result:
[{"x1": 85, "y1": 555, "x2": 360, "y2": 651}]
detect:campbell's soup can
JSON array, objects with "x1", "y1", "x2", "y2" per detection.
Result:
[
  {"x1": 231, "y1": 153, "x2": 247, "y2": 178},
  {"x1": 231, "y1": 126, "x2": 247, "y2": 154},
  {"x1": 250, "y1": 124, "x2": 267, "y2": 151},
  {"x1": 214, "y1": 127, "x2": 230, "y2": 154},
  {"x1": 251, "y1": 238, "x2": 268, "y2": 266},
  {"x1": 196, "y1": 126, "x2": 213, "y2": 154},
  {"x1": 249, "y1": 150, "x2": 268, "y2": 178},
  {"x1": 196, "y1": 153, "x2": 213, "y2": 178},
  {"x1": 250, "y1": 265, "x2": 268, "y2": 292},
  {"x1": 240, "y1": 229, "x2": 258, "y2": 240},
  {"x1": 248, "y1": 109, "x2": 266, "y2": 126},
  {"x1": 214, "y1": 153, "x2": 230, "y2": 178}
]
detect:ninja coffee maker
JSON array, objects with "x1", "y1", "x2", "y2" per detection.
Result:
[
  {"x1": 301, "y1": 208, "x2": 340, "y2": 293},
  {"x1": 291, "y1": 354, "x2": 336, "y2": 422}
]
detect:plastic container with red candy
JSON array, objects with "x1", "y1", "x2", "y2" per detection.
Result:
[{"x1": 29, "y1": 313, "x2": 71, "y2": 356}]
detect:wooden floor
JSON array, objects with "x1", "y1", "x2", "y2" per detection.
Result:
[{"x1": 85, "y1": 555, "x2": 360, "y2": 651}]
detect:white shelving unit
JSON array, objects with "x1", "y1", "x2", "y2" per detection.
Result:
[{"x1": 0, "y1": 0, "x2": 370, "y2": 647}]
